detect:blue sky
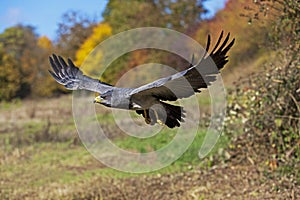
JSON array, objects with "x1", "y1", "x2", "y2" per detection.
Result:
[{"x1": 0, "y1": 0, "x2": 227, "y2": 40}]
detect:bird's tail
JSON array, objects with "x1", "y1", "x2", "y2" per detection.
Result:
[
  {"x1": 136, "y1": 102, "x2": 185, "y2": 128},
  {"x1": 156, "y1": 102, "x2": 185, "y2": 128}
]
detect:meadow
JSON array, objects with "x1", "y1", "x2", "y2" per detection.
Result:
[{"x1": 0, "y1": 94, "x2": 233, "y2": 199}]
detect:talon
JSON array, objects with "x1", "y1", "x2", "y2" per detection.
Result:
[
  {"x1": 145, "y1": 117, "x2": 151, "y2": 124},
  {"x1": 153, "y1": 109, "x2": 164, "y2": 126},
  {"x1": 157, "y1": 119, "x2": 164, "y2": 126}
]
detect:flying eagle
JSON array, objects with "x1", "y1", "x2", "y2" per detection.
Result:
[{"x1": 49, "y1": 31, "x2": 234, "y2": 128}]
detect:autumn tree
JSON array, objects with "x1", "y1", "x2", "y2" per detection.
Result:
[
  {"x1": 55, "y1": 11, "x2": 98, "y2": 59},
  {"x1": 33, "y1": 36, "x2": 64, "y2": 97},
  {"x1": 103, "y1": 0, "x2": 205, "y2": 33},
  {"x1": 193, "y1": 0, "x2": 271, "y2": 70},
  {"x1": 103, "y1": 0, "x2": 163, "y2": 33},
  {"x1": 75, "y1": 23, "x2": 112, "y2": 69},
  {"x1": 0, "y1": 25, "x2": 63, "y2": 100},
  {"x1": 154, "y1": 0, "x2": 206, "y2": 31},
  {"x1": 98, "y1": 0, "x2": 206, "y2": 83},
  {"x1": 244, "y1": 0, "x2": 299, "y2": 56},
  {"x1": 0, "y1": 50, "x2": 20, "y2": 100},
  {"x1": 0, "y1": 25, "x2": 40, "y2": 99}
]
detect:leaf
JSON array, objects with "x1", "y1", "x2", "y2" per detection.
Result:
[{"x1": 274, "y1": 118, "x2": 282, "y2": 127}]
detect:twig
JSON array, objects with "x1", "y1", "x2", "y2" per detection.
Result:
[
  {"x1": 289, "y1": 93, "x2": 300, "y2": 135},
  {"x1": 289, "y1": 93, "x2": 300, "y2": 115},
  {"x1": 274, "y1": 115, "x2": 300, "y2": 120}
]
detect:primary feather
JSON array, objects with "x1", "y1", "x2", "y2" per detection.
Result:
[{"x1": 49, "y1": 31, "x2": 235, "y2": 128}]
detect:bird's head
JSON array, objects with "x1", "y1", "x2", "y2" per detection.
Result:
[{"x1": 93, "y1": 92, "x2": 112, "y2": 107}]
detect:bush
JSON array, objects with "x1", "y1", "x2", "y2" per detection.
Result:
[{"x1": 222, "y1": 0, "x2": 300, "y2": 176}]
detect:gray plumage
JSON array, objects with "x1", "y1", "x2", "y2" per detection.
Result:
[{"x1": 49, "y1": 31, "x2": 235, "y2": 128}]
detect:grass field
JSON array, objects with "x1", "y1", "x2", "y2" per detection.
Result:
[
  {"x1": 1, "y1": 87, "x2": 297, "y2": 199},
  {"x1": 0, "y1": 94, "x2": 232, "y2": 198}
]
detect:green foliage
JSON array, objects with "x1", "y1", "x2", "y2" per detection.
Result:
[
  {"x1": 0, "y1": 25, "x2": 38, "y2": 99},
  {"x1": 222, "y1": 0, "x2": 300, "y2": 179},
  {"x1": 103, "y1": 0, "x2": 160, "y2": 33},
  {"x1": 225, "y1": 55, "x2": 299, "y2": 176},
  {"x1": 99, "y1": 0, "x2": 206, "y2": 83},
  {"x1": 0, "y1": 50, "x2": 20, "y2": 100},
  {"x1": 1, "y1": 0, "x2": 272, "y2": 100},
  {"x1": 0, "y1": 95, "x2": 231, "y2": 198},
  {"x1": 0, "y1": 25, "x2": 64, "y2": 100},
  {"x1": 103, "y1": 0, "x2": 205, "y2": 33}
]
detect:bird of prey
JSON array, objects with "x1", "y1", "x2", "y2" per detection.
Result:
[{"x1": 49, "y1": 31, "x2": 235, "y2": 128}]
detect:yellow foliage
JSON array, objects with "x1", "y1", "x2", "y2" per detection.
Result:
[
  {"x1": 75, "y1": 23, "x2": 112, "y2": 67},
  {"x1": 37, "y1": 36, "x2": 53, "y2": 50}
]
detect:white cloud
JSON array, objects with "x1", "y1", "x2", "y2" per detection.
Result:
[
  {"x1": 0, "y1": 7, "x2": 24, "y2": 25},
  {"x1": 7, "y1": 8, "x2": 22, "y2": 23}
]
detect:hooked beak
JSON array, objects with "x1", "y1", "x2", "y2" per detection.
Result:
[{"x1": 93, "y1": 96, "x2": 102, "y2": 104}]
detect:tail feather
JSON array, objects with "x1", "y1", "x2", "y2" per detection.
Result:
[
  {"x1": 136, "y1": 102, "x2": 185, "y2": 128},
  {"x1": 160, "y1": 102, "x2": 185, "y2": 128}
]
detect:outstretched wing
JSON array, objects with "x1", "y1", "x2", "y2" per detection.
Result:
[
  {"x1": 48, "y1": 54, "x2": 114, "y2": 94},
  {"x1": 130, "y1": 31, "x2": 235, "y2": 101}
]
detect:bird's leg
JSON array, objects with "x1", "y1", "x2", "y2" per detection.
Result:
[
  {"x1": 153, "y1": 110, "x2": 164, "y2": 126},
  {"x1": 144, "y1": 110, "x2": 151, "y2": 124}
]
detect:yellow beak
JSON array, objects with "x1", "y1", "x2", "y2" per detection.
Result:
[{"x1": 94, "y1": 96, "x2": 102, "y2": 103}]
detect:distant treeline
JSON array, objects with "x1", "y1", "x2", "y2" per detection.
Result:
[{"x1": 0, "y1": 0, "x2": 297, "y2": 101}]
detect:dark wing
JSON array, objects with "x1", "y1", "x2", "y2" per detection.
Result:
[
  {"x1": 129, "y1": 31, "x2": 235, "y2": 101},
  {"x1": 48, "y1": 54, "x2": 114, "y2": 94}
]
